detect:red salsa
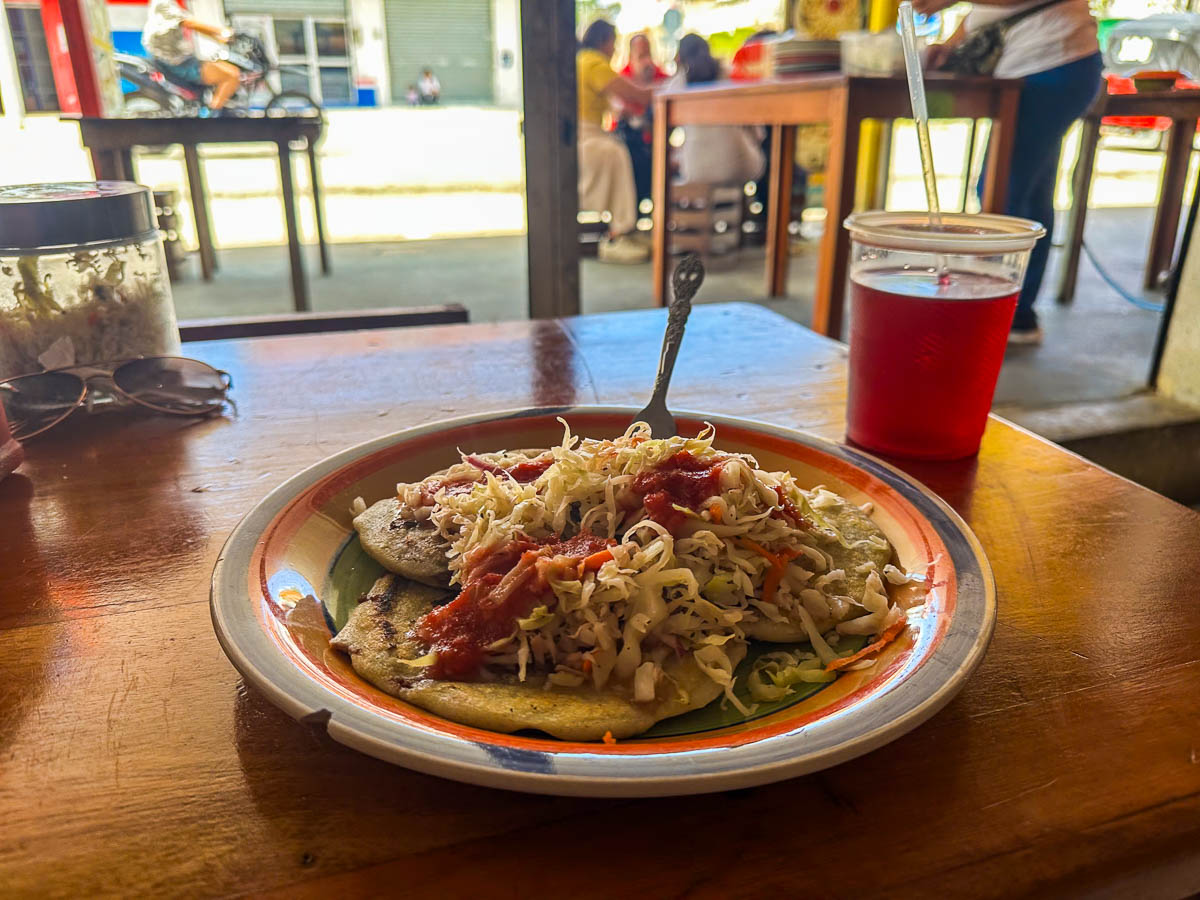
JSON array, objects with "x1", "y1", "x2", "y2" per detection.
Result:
[
  {"x1": 631, "y1": 450, "x2": 725, "y2": 531},
  {"x1": 413, "y1": 531, "x2": 612, "y2": 680},
  {"x1": 773, "y1": 485, "x2": 811, "y2": 530},
  {"x1": 421, "y1": 454, "x2": 555, "y2": 506}
]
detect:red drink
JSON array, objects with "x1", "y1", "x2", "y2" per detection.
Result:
[
  {"x1": 842, "y1": 211, "x2": 1045, "y2": 461},
  {"x1": 847, "y1": 268, "x2": 1018, "y2": 460}
]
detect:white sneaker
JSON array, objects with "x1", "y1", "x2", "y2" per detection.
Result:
[
  {"x1": 597, "y1": 234, "x2": 650, "y2": 264},
  {"x1": 1007, "y1": 327, "x2": 1044, "y2": 346}
]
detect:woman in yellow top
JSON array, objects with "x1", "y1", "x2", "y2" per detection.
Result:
[{"x1": 577, "y1": 20, "x2": 655, "y2": 264}]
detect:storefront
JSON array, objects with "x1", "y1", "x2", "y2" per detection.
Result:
[
  {"x1": 1, "y1": 0, "x2": 519, "y2": 118},
  {"x1": 224, "y1": 0, "x2": 354, "y2": 105}
]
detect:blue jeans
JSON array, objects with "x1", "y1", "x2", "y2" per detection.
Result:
[{"x1": 986, "y1": 52, "x2": 1104, "y2": 330}]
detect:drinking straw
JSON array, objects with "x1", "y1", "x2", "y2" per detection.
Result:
[{"x1": 898, "y1": 2, "x2": 942, "y2": 228}]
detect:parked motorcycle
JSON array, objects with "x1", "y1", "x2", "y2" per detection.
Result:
[{"x1": 117, "y1": 32, "x2": 321, "y2": 117}]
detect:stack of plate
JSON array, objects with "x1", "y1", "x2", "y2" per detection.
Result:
[{"x1": 770, "y1": 38, "x2": 842, "y2": 75}]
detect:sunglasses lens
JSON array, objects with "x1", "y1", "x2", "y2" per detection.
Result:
[
  {"x1": 0, "y1": 372, "x2": 87, "y2": 440},
  {"x1": 112, "y1": 357, "x2": 229, "y2": 415}
]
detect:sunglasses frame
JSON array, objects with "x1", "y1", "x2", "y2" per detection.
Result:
[{"x1": 0, "y1": 356, "x2": 234, "y2": 441}]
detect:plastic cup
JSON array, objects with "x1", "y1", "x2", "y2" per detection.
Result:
[{"x1": 843, "y1": 211, "x2": 1046, "y2": 460}]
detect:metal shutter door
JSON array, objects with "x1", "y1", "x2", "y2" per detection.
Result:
[{"x1": 384, "y1": 0, "x2": 493, "y2": 103}]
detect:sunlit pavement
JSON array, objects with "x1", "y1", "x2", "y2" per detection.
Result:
[{"x1": 2, "y1": 107, "x2": 1184, "y2": 248}]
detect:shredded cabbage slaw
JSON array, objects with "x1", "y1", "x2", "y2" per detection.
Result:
[{"x1": 392, "y1": 421, "x2": 908, "y2": 712}]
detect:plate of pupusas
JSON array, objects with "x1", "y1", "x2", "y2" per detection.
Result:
[{"x1": 211, "y1": 407, "x2": 994, "y2": 797}]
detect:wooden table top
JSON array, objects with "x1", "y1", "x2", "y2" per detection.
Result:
[
  {"x1": 70, "y1": 114, "x2": 324, "y2": 148},
  {"x1": 3, "y1": 303, "x2": 1199, "y2": 897},
  {"x1": 656, "y1": 71, "x2": 1021, "y2": 101},
  {"x1": 1090, "y1": 85, "x2": 1200, "y2": 119}
]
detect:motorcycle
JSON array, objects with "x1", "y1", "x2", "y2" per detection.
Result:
[{"x1": 116, "y1": 32, "x2": 321, "y2": 117}]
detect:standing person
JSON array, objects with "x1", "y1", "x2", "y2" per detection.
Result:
[
  {"x1": 141, "y1": 0, "x2": 239, "y2": 112},
  {"x1": 577, "y1": 19, "x2": 656, "y2": 263},
  {"x1": 617, "y1": 33, "x2": 668, "y2": 208},
  {"x1": 672, "y1": 34, "x2": 765, "y2": 187},
  {"x1": 418, "y1": 68, "x2": 441, "y2": 104},
  {"x1": 922, "y1": 0, "x2": 1102, "y2": 344}
]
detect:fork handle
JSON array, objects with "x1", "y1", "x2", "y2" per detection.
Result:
[{"x1": 650, "y1": 289, "x2": 692, "y2": 410}]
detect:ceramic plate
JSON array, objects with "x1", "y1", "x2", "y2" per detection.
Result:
[{"x1": 211, "y1": 407, "x2": 995, "y2": 797}]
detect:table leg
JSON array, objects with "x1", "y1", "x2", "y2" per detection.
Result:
[
  {"x1": 277, "y1": 140, "x2": 311, "y2": 313},
  {"x1": 651, "y1": 99, "x2": 670, "y2": 306},
  {"x1": 118, "y1": 148, "x2": 136, "y2": 182},
  {"x1": 1145, "y1": 117, "x2": 1197, "y2": 291},
  {"x1": 981, "y1": 88, "x2": 1020, "y2": 214},
  {"x1": 306, "y1": 139, "x2": 330, "y2": 276},
  {"x1": 89, "y1": 149, "x2": 121, "y2": 181},
  {"x1": 961, "y1": 119, "x2": 979, "y2": 212},
  {"x1": 1055, "y1": 116, "x2": 1100, "y2": 305},
  {"x1": 765, "y1": 125, "x2": 797, "y2": 298},
  {"x1": 182, "y1": 144, "x2": 216, "y2": 282},
  {"x1": 813, "y1": 90, "x2": 859, "y2": 338},
  {"x1": 874, "y1": 120, "x2": 893, "y2": 210}
]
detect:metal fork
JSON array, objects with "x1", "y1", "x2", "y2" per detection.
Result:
[{"x1": 632, "y1": 254, "x2": 706, "y2": 437}]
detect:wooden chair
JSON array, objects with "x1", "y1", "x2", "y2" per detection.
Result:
[{"x1": 178, "y1": 306, "x2": 469, "y2": 342}]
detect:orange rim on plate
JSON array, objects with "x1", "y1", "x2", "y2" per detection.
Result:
[{"x1": 211, "y1": 407, "x2": 995, "y2": 796}]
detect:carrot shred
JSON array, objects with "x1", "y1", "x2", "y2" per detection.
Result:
[
  {"x1": 580, "y1": 549, "x2": 614, "y2": 572},
  {"x1": 825, "y1": 618, "x2": 908, "y2": 672},
  {"x1": 762, "y1": 564, "x2": 785, "y2": 605},
  {"x1": 736, "y1": 537, "x2": 781, "y2": 568},
  {"x1": 602, "y1": 730, "x2": 617, "y2": 745},
  {"x1": 582, "y1": 657, "x2": 594, "y2": 674},
  {"x1": 709, "y1": 503, "x2": 723, "y2": 523}
]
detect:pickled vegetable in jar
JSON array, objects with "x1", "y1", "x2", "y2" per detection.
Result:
[{"x1": 0, "y1": 183, "x2": 181, "y2": 380}]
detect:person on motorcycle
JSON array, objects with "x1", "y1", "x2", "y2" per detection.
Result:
[{"x1": 142, "y1": 0, "x2": 240, "y2": 112}]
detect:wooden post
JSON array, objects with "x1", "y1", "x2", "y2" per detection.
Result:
[{"x1": 521, "y1": 0, "x2": 579, "y2": 319}]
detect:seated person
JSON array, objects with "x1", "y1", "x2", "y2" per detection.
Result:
[
  {"x1": 616, "y1": 33, "x2": 668, "y2": 207},
  {"x1": 418, "y1": 69, "x2": 441, "y2": 104},
  {"x1": 673, "y1": 34, "x2": 765, "y2": 187},
  {"x1": 577, "y1": 19, "x2": 656, "y2": 264},
  {"x1": 142, "y1": 0, "x2": 239, "y2": 111}
]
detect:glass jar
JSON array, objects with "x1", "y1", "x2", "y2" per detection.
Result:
[{"x1": 0, "y1": 182, "x2": 180, "y2": 380}]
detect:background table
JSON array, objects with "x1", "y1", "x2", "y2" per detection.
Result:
[
  {"x1": 652, "y1": 75, "x2": 1023, "y2": 336},
  {"x1": 1056, "y1": 87, "x2": 1200, "y2": 303},
  {"x1": 73, "y1": 115, "x2": 329, "y2": 313},
  {"x1": 2, "y1": 304, "x2": 1199, "y2": 896}
]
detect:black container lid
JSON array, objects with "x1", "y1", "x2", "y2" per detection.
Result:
[{"x1": 0, "y1": 182, "x2": 158, "y2": 253}]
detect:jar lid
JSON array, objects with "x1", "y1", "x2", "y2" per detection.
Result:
[
  {"x1": 844, "y1": 211, "x2": 1046, "y2": 254},
  {"x1": 0, "y1": 182, "x2": 158, "y2": 252}
]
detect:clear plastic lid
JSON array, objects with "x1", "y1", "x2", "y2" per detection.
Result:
[{"x1": 844, "y1": 211, "x2": 1046, "y2": 254}]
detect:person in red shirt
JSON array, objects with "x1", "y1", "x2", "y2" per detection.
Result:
[{"x1": 616, "y1": 33, "x2": 667, "y2": 211}]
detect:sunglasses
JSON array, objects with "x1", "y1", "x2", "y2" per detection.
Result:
[{"x1": 0, "y1": 356, "x2": 234, "y2": 441}]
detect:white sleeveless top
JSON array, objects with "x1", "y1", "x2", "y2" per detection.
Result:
[{"x1": 966, "y1": 0, "x2": 1099, "y2": 78}]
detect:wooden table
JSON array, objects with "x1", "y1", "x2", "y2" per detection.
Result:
[
  {"x1": 652, "y1": 74, "x2": 1023, "y2": 336},
  {"x1": 1056, "y1": 87, "x2": 1200, "y2": 303},
  {"x1": 72, "y1": 115, "x2": 330, "y2": 313},
  {"x1": 3, "y1": 303, "x2": 1199, "y2": 896}
]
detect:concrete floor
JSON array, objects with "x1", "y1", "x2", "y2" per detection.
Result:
[{"x1": 170, "y1": 205, "x2": 1167, "y2": 412}]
